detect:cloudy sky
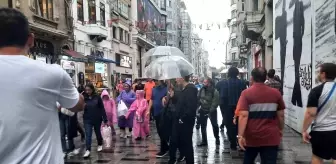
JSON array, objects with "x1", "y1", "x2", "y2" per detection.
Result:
[{"x1": 183, "y1": 0, "x2": 231, "y2": 68}]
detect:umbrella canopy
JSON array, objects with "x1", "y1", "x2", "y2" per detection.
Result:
[
  {"x1": 144, "y1": 56, "x2": 194, "y2": 80},
  {"x1": 143, "y1": 46, "x2": 187, "y2": 67}
]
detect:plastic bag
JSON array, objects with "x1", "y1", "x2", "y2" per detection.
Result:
[
  {"x1": 117, "y1": 100, "x2": 128, "y2": 116},
  {"x1": 101, "y1": 125, "x2": 112, "y2": 148}
]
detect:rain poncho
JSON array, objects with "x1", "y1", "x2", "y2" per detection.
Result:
[{"x1": 126, "y1": 90, "x2": 149, "y2": 138}]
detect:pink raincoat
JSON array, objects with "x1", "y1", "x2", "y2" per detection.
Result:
[
  {"x1": 126, "y1": 90, "x2": 149, "y2": 138},
  {"x1": 101, "y1": 90, "x2": 117, "y2": 125}
]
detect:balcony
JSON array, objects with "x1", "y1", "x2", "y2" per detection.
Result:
[
  {"x1": 85, "y1": 23, "x2": 108, "y2": 39},
  {"x1": 230, "y1": 3, "x2": 237, "y2": 11},
  {"x1": 245, "y1": 11, "x2": 264, "y2": 31}
]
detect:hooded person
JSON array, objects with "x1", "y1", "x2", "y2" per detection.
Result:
[
  {"x1": 101, "y1": 90, "x2": 117, "y2": 135},
  {"x1": 116, "y1": 80, "x2": 136, "y2": 138},
  {"x1": 125, "y1": 90, "x2": 149, "y2": 140}
]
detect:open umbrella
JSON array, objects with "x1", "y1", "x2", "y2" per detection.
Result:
[
  {"x1": 142, "y1": 46, "x2": 187, "y2": 67},
  {"x1": 144, "y1": 56, "x2": 194, "y2": 80}
]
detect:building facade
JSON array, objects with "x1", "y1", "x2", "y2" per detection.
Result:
[
  {"x1": 166, "y1": 0, "x2": 182, "y2": 47},
  {"x1": 9, "y1": 0, "x2": 73, "y2": 65},
  {"x1": 132, "y1": 0, "x2": 167, "y2": 77},
  {"x1": 180, "y1": 3, "x2": 192, "y2": 62}
]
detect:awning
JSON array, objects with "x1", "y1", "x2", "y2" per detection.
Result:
[{"x1": 63, "y1": 50, "x2": 86, "y2": 59}]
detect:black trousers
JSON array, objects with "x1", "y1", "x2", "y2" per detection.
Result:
[
  {"x1": 155, "y1": 115, "x2": 169, "y2": 152},
  {"x1": 224, "y1": 105, "x2": 238, "y2": 149},
  {"x1": 199, "y1": 110, "x2": 219, "y2": 143},
  {"x1": 243, "y1": 146, "x2": 278, "y2": 164},
  {"x1": 169, "y1": 118, "x2": 195, "y2": 164}
]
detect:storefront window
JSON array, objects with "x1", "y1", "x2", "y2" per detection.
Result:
[{"x1": 85, "y1": 62, "x2": 109, "y2": 89}]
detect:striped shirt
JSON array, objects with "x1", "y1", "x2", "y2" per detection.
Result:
[{"x1": 236, "y1": 83, "x2": 285, "y2": 147}]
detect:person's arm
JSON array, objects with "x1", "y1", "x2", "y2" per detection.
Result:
[
  {"x1": 126, "y1": 100, "x2": 138, "y2": 119},
  {"x1": 58, "y1": 69, "x2": 84, "y2": 112},
  {"x1": 98, "y1": 96, "x2": 108, "y2": 123},
  {"x1": 277, "y1": 93, "x2": 286, "y2": 131},
  {"x1": 124, "y1": 92, "x2": 136, "y2": 104},
  {"x1": 237, "y1": 91, "x2": 249, "y2": 138},
  {"x1": 210, "y1": 90, "x2": 220, "y2": 113},
  {"x1": 302, "y1": 88, "x2": 320, "y2": 133}
]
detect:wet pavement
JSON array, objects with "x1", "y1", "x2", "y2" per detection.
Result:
[{"x1": 65, "y1": 111, "x2": 322, "y2": 164}]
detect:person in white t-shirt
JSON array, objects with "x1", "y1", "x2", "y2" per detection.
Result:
[{"x1": 0, "y1": 8, "x2": 85, "y2": 164}]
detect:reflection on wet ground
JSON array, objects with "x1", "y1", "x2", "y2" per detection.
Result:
[{"x1": 65, "y1": 114, "x2": 313, "y2": 164}]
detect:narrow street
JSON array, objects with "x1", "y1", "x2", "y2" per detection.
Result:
[{"x1": 65, "y1": 111, "x2": 321, "y2": 164}]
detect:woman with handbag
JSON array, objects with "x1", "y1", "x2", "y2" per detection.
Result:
[
  {"x1": 116, "y1": 80, "x2": 136, "y2": 138},
  {"x1": 101, "y1": 90, "x2": 117, "y2": 135},
  {"x1": 125, "y1": 90, "x2": 149, "y2": 140}
]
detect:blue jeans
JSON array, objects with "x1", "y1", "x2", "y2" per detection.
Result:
[
  {"x1": 243, "y1": 146, "x2": 278, "y2": 164},
  {"x1": 84, "y1": 120, "x2": 103, "y2": 151},
  {"x1": 59, "y1": 117, "x2": 75, "y2": 152}
]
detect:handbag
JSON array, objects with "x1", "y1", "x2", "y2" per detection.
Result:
[
  {"x1": 117, "y1": 100, "x2": 128, "y2": 116},
  {"x1": 101, "y1": 125, "x2": 112, "y2": 148}
]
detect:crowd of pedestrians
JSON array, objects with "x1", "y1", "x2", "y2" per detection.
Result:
[{"x1": 2, "y1": 8, "x2": 336, "y2": 164}]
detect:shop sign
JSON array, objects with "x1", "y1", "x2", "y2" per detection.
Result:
[
  {"x1": 30, "y1": 39, "x2": 54, "y2": 56},
  {"x1": 95, "y1": 63, "x2": 105, "y2": 74},
  {"x1": 61, "y1": 60, "x2": 75, "y2": 70},
  {"x1": 239, "y1": 44, "x2": 248, "y2": 54},
  {"x1": 85, "y1": 63, "x2": 95, "y2": 73},
  {"x1": 90, "y1": 49, "x2": 104, "y2": 58}
]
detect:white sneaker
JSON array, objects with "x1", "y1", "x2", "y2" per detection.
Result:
[
  {"x1": 68, "y1": 148, "x2": 80, "y2": 156},
  {"x1": 119, "y1": 131, "x2": 125, "y2": 138},
  {"x1": 83, "y1": 150, "x2": 90, "y2": 158},
  {"x1": 97, "y1": 145, "x2": 103, "y2": 152}
]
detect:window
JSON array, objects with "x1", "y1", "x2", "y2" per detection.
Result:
[
  {"x1": 118, "y1": 1, "x2": 129, "y2": 19},
  {"x1": 232, "y1": 52, "x2": 236, "y2": 60},
  {"x1": 169, "y1": 0, "x2": 172, "y2": 7},
  {"x1": 88, "y1": 0, "x2": 96, "y2": 24},
  {"x1": 167, "y1": 11, "x2": 172, "y2": 19},
  {"x1": 242, "y1": 2, "x2": 245, "y2": 11},
  {"x1": 253, "y1": 0, "x2": 258, "y2": 11},
  {"x1": 231, "y1": 38, "x2": 237, "y2": 47},
  {"x1": 113, "y1": 26, "x2": 117, "y2": 39},
  {"x1": 231, "y1": 10, "x2": 236, "y2": 18},
  {"x1": 125, "y1": 32, "x2": 130, "y2": 44},
  {"x1": 119, "y1": 28, "x2": 124, "y2": 42},
  {"x1": 35, "y1": 0, "x2": 53, "y2": 20},
  {"x1": 77, "y1": 0, "x2": 84, "y2": 21},
  {"x1": 100, "y1": 3, "x2": 105, "y2": 26}
]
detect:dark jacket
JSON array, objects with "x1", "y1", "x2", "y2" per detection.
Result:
[
  {"x1": 198, "y1": 86, "x2": 219, "y2": 113},
  {"x1": 176, "y1": 83, "x2": 198, "y2": 122},
  {"x1": 58, "y1": 112, "x2": 78, "y2": 139},
  {"x1": 83, "y1": 94, "x2": 108, "y2": 123}
]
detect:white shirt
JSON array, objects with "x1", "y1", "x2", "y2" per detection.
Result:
[{"x1": 0, "y1": 55, "x2": 79, "y2": 164}]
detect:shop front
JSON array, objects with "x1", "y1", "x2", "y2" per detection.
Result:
[
  {"x1": 114, "y1": 53, "x2": 134, "y2": 83},
  {"x1": 85, "y1": 49, "x2": 116, "y2": 93}
]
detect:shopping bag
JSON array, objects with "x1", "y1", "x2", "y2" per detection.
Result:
[
  {"x1": 101, "y1": 125, "x2": 112, "y2": 148},
  {"x1": 117, "y1": 100, "x2": 128, "y2": 116}
]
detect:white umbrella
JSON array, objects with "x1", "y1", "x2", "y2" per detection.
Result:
[
  {"x1": 143, "y1": 46, "x2": 187, "y2": 67},
  {"x1": 144, "y1": 56, "x2": 194, "y2": 80}
]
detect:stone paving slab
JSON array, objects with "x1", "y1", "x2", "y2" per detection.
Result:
[{"x1": 65, "y1": 113, "x2": 322, "y2": 164}]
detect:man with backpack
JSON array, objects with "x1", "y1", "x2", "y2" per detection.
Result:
[{"x1": 197, "y1": 78, "x2": 220, "y2": 146}]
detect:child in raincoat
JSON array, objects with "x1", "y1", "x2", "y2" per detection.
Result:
[
  {"x1": 101, "y1": 90, "x2": 117, "y2": 135},
  {"x1": 125, "y1": 90, "x2": 149, "y2": 140}
]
